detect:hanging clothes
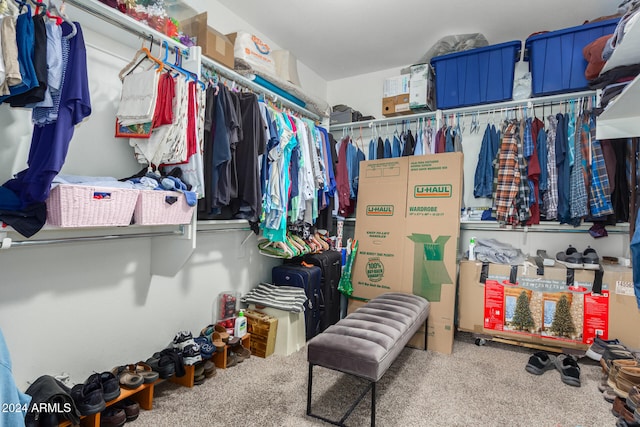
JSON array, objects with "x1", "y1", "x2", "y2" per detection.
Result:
[
  {"x1": 556, "y1": 113, "x2": 571, "y2": 224},
  {"x1": 544, "y1": 115, "x2": 559, "y2": 220},
  {"x1": 9, "y1": 13, "x2": 47, "y2": 107},
  {"x1": 569, "y1": 112, "x2": 590, "y2": 224},
  {"x1": 1, "y1": 22, "x2": 90, "y2": 237},
  {"x1": 335, "y1": 135, "x2": 353, "y2": 217},
  {"x1": 588, "y1": 116, "x2": 614, "y2": 219},
  {"x1": 473, "y1": 124, "x2": 494, "y2": 198},
  {"x1": 492, "y1": 121, "x2": 520, "y2": 224}
]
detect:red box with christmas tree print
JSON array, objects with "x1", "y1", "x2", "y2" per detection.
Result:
[{"x1": 458, "y1": 260, "x2": 609, "y2": 351}]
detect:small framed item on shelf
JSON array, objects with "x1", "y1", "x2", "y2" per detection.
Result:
[{"x1": 115, "y1": 119, "x2": 152, "y2": 138}]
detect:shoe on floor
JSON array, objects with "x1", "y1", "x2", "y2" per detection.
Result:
[
  {"x1": 100, "y1": 407, "x2": 126, "y2": 427},
  {"x1": 555, "y1": 354, "x2": 581, "y2": 387},
  {"x1": 613, "y1": 396, "x2": 639, "y2": 425},
  {"x1": 586, "y1": 336, "x2": 623, "y2": 361},
  {"x1": 628, "y1": 386, "x2": 640, "y2": 411},
  {"x1": 204, "y1": 360, "x2": 216, "y2": 378},
  {"x1": 555, "y1": 246, "x2": 583, "y2": 269},
  {"x1": 615, "y1": 367, "x2": 640, "y2": 399},
  {"x1": 525, "y1": 351, "x2": 556, "y2": 375}
]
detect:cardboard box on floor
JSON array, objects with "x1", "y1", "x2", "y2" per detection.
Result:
[
  {"x1": 457, "y1": 260, "x2": 640, "y2": 351},
  {"x1": 179, "y1": 12, "x2": 234, "y2": 69},
  {"x1": 350, "y1": 153, "x2": 463, "y2": 354},
  {"x1": 601, "y1": 264, "x2": 640, "y2": 349}
]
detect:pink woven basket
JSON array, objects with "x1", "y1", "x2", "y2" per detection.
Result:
[
  {"x1": 46, "y1": 185, "x2": 139, "y2": 227},
  {"x1": 133, "y1": 190, "x2": 195, "y2": 225}
]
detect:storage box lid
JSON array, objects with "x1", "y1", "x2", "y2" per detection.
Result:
[
  {"x1": 524, "y1": 18, "x2": 619, "y2": 48},
  {"x1": 430, "y1": 40, "x2": 521, "y2": 64}
]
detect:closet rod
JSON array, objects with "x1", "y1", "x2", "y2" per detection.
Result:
[
  {"x1": 329, "y1": 90, "x2": 597, "y2": 131},
  {"x1": 438, "y1": 90, "x2": 597, "y2": 116},
  {"x1": 199, "y1": 59, "x2": 321, "y2": 122},
  {"x1": 0, "y1": 230, "x2": 185, "y2": 249},
  {"x1": 329, "y1": 110, "x2": 437, "y2": 130},
  {"x1": 64, "y1": 0, "x2": 321, "y2": 122}
]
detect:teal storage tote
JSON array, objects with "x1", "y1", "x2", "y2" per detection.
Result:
[
  {"x1": 525, "y1": 18, "x2": 619, "y2": 96},
  {"x1": 430, "y1": 40, "x2": 521, "y2": 109}
]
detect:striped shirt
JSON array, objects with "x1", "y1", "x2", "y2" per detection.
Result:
[{"x1": 240, "y1": 282, "x2": 308, "y2": 313}]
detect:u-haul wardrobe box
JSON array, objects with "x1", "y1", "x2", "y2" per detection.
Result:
[
  {"x1": 456, "y1": 260, "x2": 632, "y2": 351},
  {"x1": 403, "y1": 153, "x2": 463, "y2": 354},
  {"x1": 351, "y1": 158, "x2": 410, "y2": 300},
  {"x1": 350, "y1": 152, "x2": 464, "y2": 354}
]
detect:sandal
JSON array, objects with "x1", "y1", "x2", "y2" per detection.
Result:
[
  {"x1": 129, "y1": 362, "x2": 159, "y2": 383},
  {"x1": 111, "y1": 366, "x2": 144, "y2": 389},
  {"x1": 214, "y1": 324, "x2": 230, "y2": 343}
]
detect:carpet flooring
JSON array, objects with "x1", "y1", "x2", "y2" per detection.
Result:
[{"x1": 136, "y1": 332, "x2": 616, "y2": 426}]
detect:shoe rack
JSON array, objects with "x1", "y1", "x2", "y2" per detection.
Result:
[
  {"x1": 58, "y1": 381, "x2": 156, "y2": 427},
  {"x1": 212, "y1": 333, "x2": 251, "y2": 369}
]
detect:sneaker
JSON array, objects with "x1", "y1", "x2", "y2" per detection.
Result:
[
  {"x1": 555, "y1": 354, "x2": 581, "y2": 387},
  {"x1": 525, "y1": 351, "x2": 556, "y2": 375},
  {"x1": 586, "y1": 336, "x2": 623, "y2": 362},
  {"x1": 194, "y1": 336, "x2": 215, "y2": 359},
  {"x1": 181, "y1": 343, "x2": 202, "y2": 366},
  {"x1": 583, "y1": 246, "x2": 601, "y2": 270},
  {"x1": 555, "y1": 246, "x2": 583, "y2": 269},
  {"x1": 98, "y1": 371, "x2": 121, "y2": 402},
  {"x1": 70, "y1": 374, "x2": 105, "y2": 416},
  {"x1": 173, "y1": 331, "x2": 196, "y2": 351}
]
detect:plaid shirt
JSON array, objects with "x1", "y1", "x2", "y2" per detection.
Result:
[
  {"x1": 589, "y1": 119, "x2": 614, "y2": 218},
  {"x1": 543, "y1": 115, "x2": 559, "y2": 220},
  {"x1": 570, "y1": 113, "x2": 589, "y2": 220},
  {"x1": 493, "y1": 121, "x2": 527, "y2": 224}
]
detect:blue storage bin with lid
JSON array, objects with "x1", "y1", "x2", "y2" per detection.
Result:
[
  {"x1": 525, "y1": 18, "x2": 619, "y2": 96},
  {"x1": 430, "y1": 40, "x2": 521, "y2": 109}
]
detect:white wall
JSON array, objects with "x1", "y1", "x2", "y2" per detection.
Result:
[{"x1": 327, "y1": 65, "x2": 405, "y2": 119}]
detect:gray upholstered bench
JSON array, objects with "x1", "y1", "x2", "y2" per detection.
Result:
[{"x1": 306, "y1": 292, "x2": 430, "y2": 426}]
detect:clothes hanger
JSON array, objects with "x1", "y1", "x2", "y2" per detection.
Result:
[
  {"x1": 48, "y1": 0, "x2": 77, "y2": 38},
  {"x1": 118, "y1": 37, "x2": 164, "y2": 81}
]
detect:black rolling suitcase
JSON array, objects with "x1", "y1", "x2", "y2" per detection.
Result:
[
  {"x1": 272, "y1": 264, "x2": 322, "y2": 341},
  {"x1": 303, "y1": 251, "x2": 342, "y2": 332}
]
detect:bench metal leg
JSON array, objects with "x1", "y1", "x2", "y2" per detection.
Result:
[
  {"x1": 424, "y1": 317, "x2": 428, "y2": 351},
  {"x1": 307, "y1": 363, "x2": 376, "y2": 427}
]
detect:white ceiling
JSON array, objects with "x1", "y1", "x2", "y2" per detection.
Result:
[{"x1": 218, "y1": 0, "x2": 621, "y2": 81}]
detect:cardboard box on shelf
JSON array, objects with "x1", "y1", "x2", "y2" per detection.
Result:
[
  {"x1": 409, "y1": 63, "x2": 436, "y2": 111},
  {"x1": 179, "y1": 12, "x2": 234, "y2": 69},
  {"x1": 383, "y1": 75, "x2": 410, "y2": 98},
  {"x1": 382, "y1": 94, "x2": 411, "y2": 117},
  {"x1": 350, "y1": 153, "x2": 464, "y2": 354},
  {"x1": 457, "y1": 260, "x2": 619, "y2": 351}
]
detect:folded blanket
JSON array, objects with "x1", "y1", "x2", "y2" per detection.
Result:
[{"x1": 240, "y1": 282, "x2": 307, "y2": 313}]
